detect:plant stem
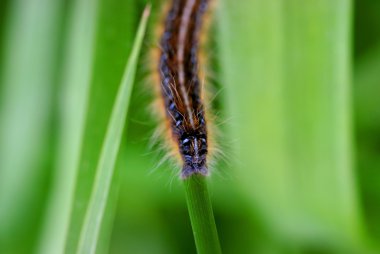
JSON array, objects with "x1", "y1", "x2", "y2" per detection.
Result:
[{"x1": 184, "y1": 174, "x2": 222, "y2": 254}]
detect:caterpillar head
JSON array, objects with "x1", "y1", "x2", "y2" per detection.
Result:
[{"x1": 180, "y1": 134, "x2": 208, "y2": 178}]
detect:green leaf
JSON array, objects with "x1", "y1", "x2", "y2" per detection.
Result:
[
  {"x1": 37, "y1": 0, "x2": 100, "y2": 253},
  {"x1": 76, "y1": 6, "x2": 150, "y2": 253},
  {"x1": 184, "y1": 175, "x2": 222, "y2": 254},
  {"x1": 354, "y1": 45, "x2": 380, "y2": 131},
  {"x1": 217, "y1": 0, "x2": 368, "y2": 251},
  {"x1": 354, "y1": 45, "x2": 380, "y2": 244},
  {"x1": 0, "y1": 0, "x2": 64, "y2": 252},
  {"x1": 64, "y1": 0, "x2": 139, "y2": 253}
]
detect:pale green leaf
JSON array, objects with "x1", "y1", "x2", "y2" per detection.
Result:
[
  {"x1": 76, "y1": 7, "x2": 150, "y2": 253},
  {"x1": 37, "y1": 0, "x2": 99, "y2": 253},
  {"x1": 217, "y1": 0, "x2": 368, "y2": 251}
]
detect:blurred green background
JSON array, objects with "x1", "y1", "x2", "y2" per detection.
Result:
[{"x1": 0, "y1": 0, "x2": 379, "y2": 253}]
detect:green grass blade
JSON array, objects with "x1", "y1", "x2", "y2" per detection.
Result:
[
  {"x1": 184, "y1": 175, "x2": 222, "y2": 254},
  {"x1": 354, "y1": 45, "x2": 380, "y2": 131},
  {"x1": 64, "y1": 0, "x2": 138, "y2": 252},
  {"x1": 76, "y1": 7, "x2": 150, "y2": 253},
  {"x1": 0, "y1": 0, "x2": 64, "y2": 252},
  {"x1": 217, "y1": 0, "x2": 366, "y2": 250},
  {"x1": 37, "y1": 0, "x2": 99, "y2": 253},
  {"x1": 354, "y1": 45, "x2": 380, "y2": 248}
]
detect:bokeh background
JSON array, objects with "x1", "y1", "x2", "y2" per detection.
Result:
[{"x1": 0, "y1": 0, "x2": 379, "y2": 253}]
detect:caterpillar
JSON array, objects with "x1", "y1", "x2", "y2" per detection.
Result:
[{"x1": 152, "y1": 0, "x2": 213, "y2": 179}]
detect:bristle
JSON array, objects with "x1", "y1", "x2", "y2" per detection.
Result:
[{"x1": 150, "y1": 0, "x2": 217, "y2": 178}]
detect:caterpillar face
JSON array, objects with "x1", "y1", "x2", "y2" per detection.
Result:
[{"x1": 180, "y1": 134, "x2": 208, "y2": 178}]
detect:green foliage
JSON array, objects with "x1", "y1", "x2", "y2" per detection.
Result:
[
  {"x1": 184, "y1": 175, "x2": 221, "y2": 254},
  {"x1": 76, "y1": 6, "x2": 149, "y2": 254},
  {"x1": 0, "y1": 0, "x2": 379, "y2": 253},
  {"x1": 217, "y1": 1, "x2": 367, "y2": 251},
  {"x1": 0, "y1": 0, "x2": 65, "y2": 252}
]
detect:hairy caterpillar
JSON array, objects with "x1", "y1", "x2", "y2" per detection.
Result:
[{"x1": 152, "y1": 0, "x2": 214, "y2": 178}]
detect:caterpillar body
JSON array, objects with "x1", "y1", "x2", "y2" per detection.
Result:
[{"x1": 153, "y1": 0, "x2": 213, "y2": 178}]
